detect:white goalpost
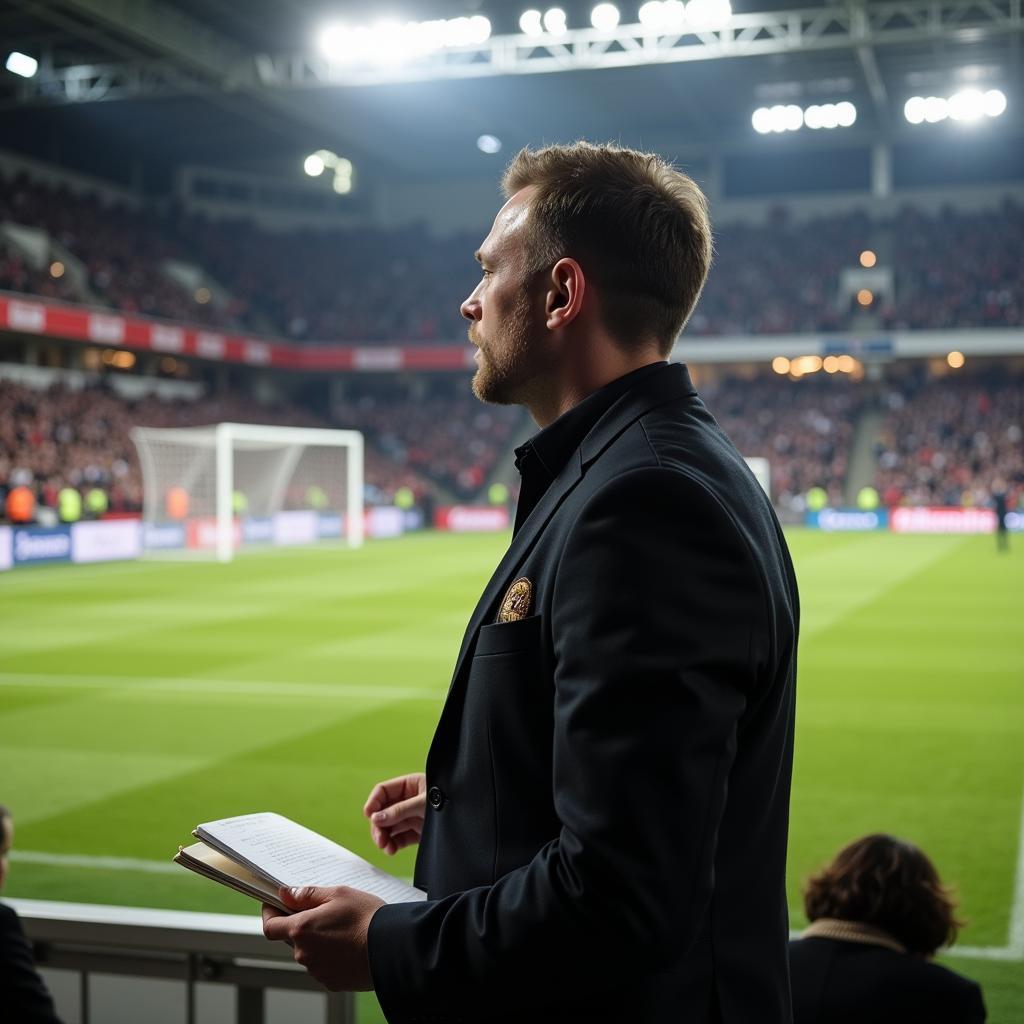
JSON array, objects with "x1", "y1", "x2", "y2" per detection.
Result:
[{"x1": 131, "y1": 423, "x2": 364, "y2": 562}]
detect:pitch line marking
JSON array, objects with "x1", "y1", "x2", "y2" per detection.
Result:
[
  {"x1": 12, "y1": 850, "x2": 415, "y2": 884},
  {"x1": 0, "y1": 672, "x2": 440, "y2": 701},
  {"x1": 12, "y1": 850, "x2": 180, "y2": 875}
]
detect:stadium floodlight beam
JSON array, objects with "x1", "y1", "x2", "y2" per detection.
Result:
[
  {"x1": 477, "y1": 134, "x2": 502, "y2": 154},
  {"x1": 591, "y1": 3, "x2": 621, "y2": 31},
  {"x1": 5, "y1": 51, "x2": 38, "y2": 78}
]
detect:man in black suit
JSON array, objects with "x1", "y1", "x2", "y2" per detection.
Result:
[{"x1": 263, "y1": 142, "x2": 799, "y2": 1023}]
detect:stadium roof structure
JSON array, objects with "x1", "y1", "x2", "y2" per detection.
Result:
[{"x1": 0, "y1": 0, "x2": 1021, "y2": 186}]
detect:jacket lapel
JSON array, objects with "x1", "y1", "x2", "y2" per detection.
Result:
[
  {"x1": 446, "y1": 449, "x2": 584, "y2": 690},
  {"x1": 446, "y1": 362, "x2": 698, "y2": 691}
]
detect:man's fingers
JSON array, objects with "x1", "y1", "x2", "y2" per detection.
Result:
[
  {"x1": 369, "y1": 794, "x2": 425, "y2": 828},
  {"x1": 262, "y1": 903, "x2": 291, "y2": 941},
  {"x1": 390, "y1": 830, "x2": 421, "y2": 852},
  {"x1": 363, "y1": 773, "x2": 425, "y2": 817},
  {"x1": 280, "y1": 885, "x2": 339, "y2": 910},
  {"x1": 363, "y1": 775, "x2": 417, "y2": 817}
]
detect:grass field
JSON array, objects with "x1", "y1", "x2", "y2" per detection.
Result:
[{"x1": 1, "y1": 530, "x2": 1021, "y2": 1021}]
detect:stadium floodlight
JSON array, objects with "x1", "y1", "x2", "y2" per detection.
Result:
[
  {"x1": 948, "y1": 88, "x2": 985, "y2": 121},
  {"x1": 923, "y1": 95, "x2": 948, "y2": 122},
  {"x1": 903, "y1": 96, "x2": 926, "y2": 124},
  {"x1": 983, "y1": 89, "x2": 1007, "y2": 117},
  {"x1": 783, "y1": 104, "x2": 803, "y2": 131},
  {"x1": 317, "y1": 23, "x2": 355, "y2": 62},
  {"x1": 519, "y1": 9, "x2": 544, "y2": 35},
  {"x1": 759, "y1": 103, "x2": 803, "y2": 132},
  {"x1": 804, "y1": 105, "x2": 828, "y2": 129},
  {"x1": 132, "y1": 424, "x2": 365, "y2": 563},
  {"x1": 5, "y1": 51, "x2": 38, "y2": 78},
  {"x1": 591, "y1": 3, "x2": 621, "y2": 30},
  {"x1": 317, "y1": 15, "x2": 490, "y2": 65},
  {"x1": 477, "y1": 134, "x2": 502, "y2": 154},
  {"x1": 639, "y1": 1, "x2": 687, "y2": 31},
  {"x1": 835, "y1": 101, "x2": 856, "y2": 127},
  {"x1": 303, "y1": 153, "x2": 326, "y2": 176},
  {"x1": 685, "y1": 0, "x2": 731, "y2": 30},
  {"x1": 905, "y1": 88, "x2": 1006, "y2": 124},
  {"x1": 444, "y1": 16, "x2": 492, "y2": 46},
  {"x1": 332, "y1": 157, "x2": 354, "y2": 194},
  {"x1": 543, "y1": 8, "x2": 568, "y2": 34},
  {"x1": 752, "y1": 107, "x2": 773, "y2": 134}
]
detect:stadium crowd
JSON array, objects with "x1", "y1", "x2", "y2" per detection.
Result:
[
  {"x1": 332, "y1": 381, "x2": 522, "y2": 500},
  {"x1": 702, "y1": 374, "x2": 861, "y2": 511},
  {"x1": 0, "y1": 376, "x2": 523, "y2": 523},
  {"x1": 4, "y1": 365, "x2": 1022, "y2": 524},
  {"x1": 0, "y1": 176, "x2": 244, "y2": 329},
  {"x1": 1, "y1": 170, "x2": 1022, "y2": 340},
  {"x1": 873, "y1": 369, "x2": 1024, "y2": 509}
]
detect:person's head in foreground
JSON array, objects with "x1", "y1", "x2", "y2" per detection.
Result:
[
  {"x1": 0, "y1": 804, "x2": 11, "y2": 891},
  {"x1": 462, "y1": 141, "x2": 712, "y2": 421},
  {"x1": 804, "y1": 832, "x2": 963, "y2": 957}
]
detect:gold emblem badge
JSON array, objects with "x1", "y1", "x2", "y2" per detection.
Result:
[{"x1": 497, "y1": 577, "x2": 533, "y2": 622}]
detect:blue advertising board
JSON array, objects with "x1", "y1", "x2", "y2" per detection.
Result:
[
  {"x1": 13, "y1": 526, "x2": 73, "y2": 565},
  {"x1": 805, "y1": 508, "x2": 888, "y2": 532}
]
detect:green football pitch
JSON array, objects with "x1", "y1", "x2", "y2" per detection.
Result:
[{"x1": 1, "y1": 530, "x2": 1021, "y2": 1022}]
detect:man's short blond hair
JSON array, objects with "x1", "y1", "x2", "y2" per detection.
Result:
[{"x1": 503, "y1": 141, "x2": 713, "y2": 355}]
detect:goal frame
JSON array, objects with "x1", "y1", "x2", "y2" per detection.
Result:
[{"x1": 132, "y1": 422, "x2": 364, "y2": 562}]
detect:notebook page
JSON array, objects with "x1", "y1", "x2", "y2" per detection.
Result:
[{"x1": 197, "y1": 812, "x2": 426, "y2": 904}]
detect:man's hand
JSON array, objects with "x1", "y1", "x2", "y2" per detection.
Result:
[
  {"x1": 363, "y1": 772, "x2": 426, "y2": 855},
  {"x1": 262, "y1": 886, "x2": 384, "y2": 991}
]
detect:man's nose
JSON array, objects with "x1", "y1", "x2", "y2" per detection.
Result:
[{"x1": 461, "y1": 295, "x2": 481, "y2": 322}]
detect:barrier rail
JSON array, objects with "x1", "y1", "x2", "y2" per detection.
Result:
[{"x1": 10, "y1": 898, "x2": 353, "y2": 1024}]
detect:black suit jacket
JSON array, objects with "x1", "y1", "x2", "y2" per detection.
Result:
[
  {"x1": 0, "y1": 901, "x2": 63, "y2": 1024},
  {"x1": 369, "y1": 364, "x2": 799, "y2": 1023},
  {"x1": 789, "y1": 937, "x2": 986, "y2": 1023}
]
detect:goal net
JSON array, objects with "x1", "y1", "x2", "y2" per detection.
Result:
[{"x1": 131, "y1": 423, "x2": 363, "y2": 562}]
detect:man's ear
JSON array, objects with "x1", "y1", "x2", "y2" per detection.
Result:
[{"x1": 546, "y1": 258, "x2": 585, "y2": 329}]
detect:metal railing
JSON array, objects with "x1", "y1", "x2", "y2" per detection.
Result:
[{"x1": 10, "y1": 898, "x2": 354, "y2": 1024}]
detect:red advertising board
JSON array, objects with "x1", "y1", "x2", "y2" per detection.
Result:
[
  {"x1": 0, "y1": 292, "x2": 475, "y2": 373},
  {"x1": 889, "y1": 506, "x2": 997, "y2": 534},
  {"x1": 434, "y1": 506, "x2": 510, "y2": 533}
]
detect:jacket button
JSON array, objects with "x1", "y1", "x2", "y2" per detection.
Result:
[{"x1": 428, "y1": 785, "x2": 445, "y2": 810}]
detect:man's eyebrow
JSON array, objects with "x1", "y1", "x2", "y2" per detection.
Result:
[{"x1": 474, "y1": 250, "x2": 494, "y2": 265}]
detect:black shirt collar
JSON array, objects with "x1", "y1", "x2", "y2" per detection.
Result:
[
  {"x1": 512, "y1": 361, "x2": 668, "y2": 533},
  {"x1": 515, "y1": 362, "x2": 668, "y2": 480}
]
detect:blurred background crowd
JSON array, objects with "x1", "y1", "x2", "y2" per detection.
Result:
[{"x1": 2, "y1": 173, "x2": 1022, "y2": 342}]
